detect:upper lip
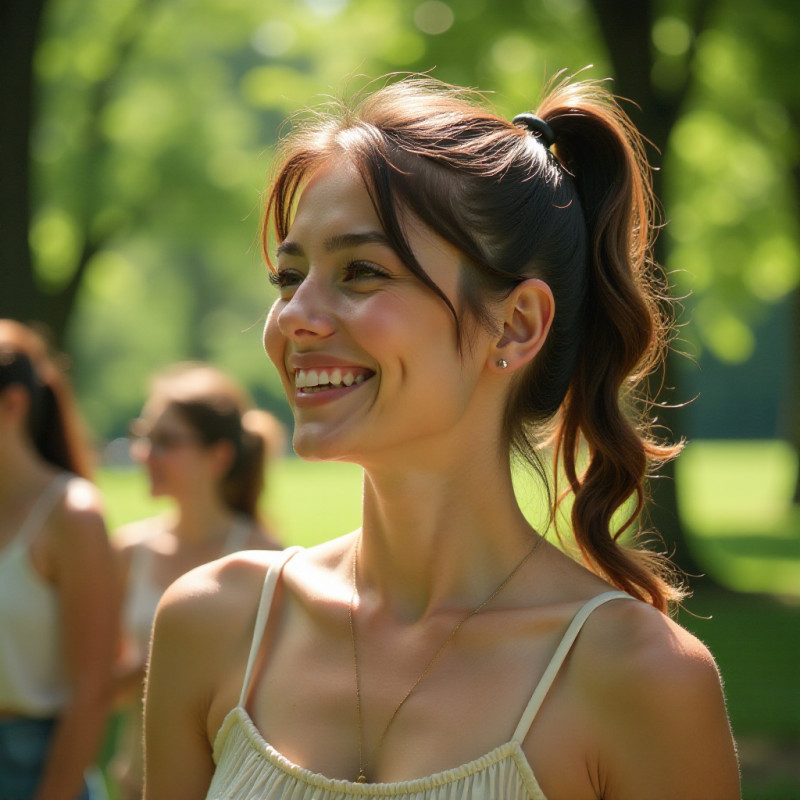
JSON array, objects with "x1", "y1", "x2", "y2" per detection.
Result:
[{"x1": 287, "y1": 353, "x2": 372, "y2": 371}]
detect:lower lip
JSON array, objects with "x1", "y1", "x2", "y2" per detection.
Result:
[{"x1": 292, "y1": 380, "x2": 371, "y2": 408}]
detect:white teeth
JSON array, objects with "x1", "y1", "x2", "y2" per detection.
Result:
[{"x1": 294, "y1": 368, "x2": 368, "y2": 391}]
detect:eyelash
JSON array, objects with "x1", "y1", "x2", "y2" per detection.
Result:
[
  {"x1": 267, "y1": 270, "x2": 298, "y2": 289},
  {"x1": 268, "y1": 261, "x2": 389, "y2": 289},
  {"x1": 343, "y1": 261, "x2": 389, "y2": 281}
]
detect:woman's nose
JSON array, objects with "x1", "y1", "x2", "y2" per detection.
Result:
[{"x1": 276, "y1": 274, "x2": 336, "y2": 341}]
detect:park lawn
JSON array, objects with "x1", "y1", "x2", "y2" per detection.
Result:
[{"x1": 96, "y1": 439, "x2": 800, "y2": 799}]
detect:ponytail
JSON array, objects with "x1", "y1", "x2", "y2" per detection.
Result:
[
  {"x1": 538, "y1": 81, "x2": 684, "y2": 611},
  {"x1": 219, "y1": 424, "x2": 264, "y2": 519}
]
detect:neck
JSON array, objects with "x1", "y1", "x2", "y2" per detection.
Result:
[
  {"x1": 0, "y1": 437, "x2": 56, "y2": 504},
  {"x1": 170, "y1": 491, "x2": 237, "y2": 545},
  {"x1": 355, "y1": 453, "x2": 539, "y2": 621}
]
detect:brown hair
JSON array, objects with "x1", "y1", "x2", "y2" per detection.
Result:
[
  {"x1": 147, "y1": 363, "x2": 284, "y2": 520},
  {"x1": 263, "y1": 76, "x2": 684, "y2": 611},
  {"x1": 0, "y1": 319, "x2": 93, "y2": 479}
]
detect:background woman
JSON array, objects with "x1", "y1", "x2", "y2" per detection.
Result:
[
  {"x1": 111, "y1": 361, "x2": 283, "y2": 799},
  {"x1": 0, "y1": 319, "x2": 118, "y2": 800},
  {"x1": 145, "y1": 76, "x2": 740, "y2": 799}
]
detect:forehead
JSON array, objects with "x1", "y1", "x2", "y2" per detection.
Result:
[
  {"x1": 143, "y1": 400, "x2": 191, "y2": 430},
  {"x1": 286, "y1": 158, "x2": 382, "y2": 243}
]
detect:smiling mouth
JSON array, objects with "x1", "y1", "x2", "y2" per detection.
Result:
[{"x1": 294, "y1": 368, "x2": 374, "y2": 392}]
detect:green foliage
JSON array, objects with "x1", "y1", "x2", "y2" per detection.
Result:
[
  {"x1": 27, "y1": 0, "x2": 800, "y2": 437},
  {"x1": 666, "y1": 0, "x2": 800, "y2": 364}
]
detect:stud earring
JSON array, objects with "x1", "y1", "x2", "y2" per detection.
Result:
[{"x1": 497, "y1": 359, "x2": 509, "y2": 369}]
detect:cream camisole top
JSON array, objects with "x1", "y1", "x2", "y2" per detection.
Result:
[
  {"x1": 0, "y1": 474, "x2": 72, "y2": 716},
  {"x1": 207, "y1": 547, "x2": 632, "y2": 800}
]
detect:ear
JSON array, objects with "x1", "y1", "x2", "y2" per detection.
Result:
[
  {"x1": 0, "y1": 384, "x2": 31, "y2": 424},
  {"x1": 208, "y1": 439, "x2": 236, "y2": 480},
  {"x1": 490, "y1": 278, "x2": 554, "y2": 372}
]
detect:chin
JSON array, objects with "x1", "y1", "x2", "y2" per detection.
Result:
[{"x1": 291, "y1": 428, "x2": 361, "y2": 464}]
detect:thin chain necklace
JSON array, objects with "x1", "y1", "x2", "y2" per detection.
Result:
[{"x1": 347, "y1": 533, "x2": 541, "y2": 784}]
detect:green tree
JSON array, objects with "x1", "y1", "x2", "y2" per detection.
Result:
[{"x1": 3, "y1": 0, "x2": 798, "y2": 521}]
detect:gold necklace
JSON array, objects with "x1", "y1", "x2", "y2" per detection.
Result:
[{"x1": 347, "y1": 534, "x2": 541, "y2": 783}]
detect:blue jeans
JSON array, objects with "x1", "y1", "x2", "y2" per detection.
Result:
[{"x1": 0, "y1": 717, "x2": 91, "y2": 800}]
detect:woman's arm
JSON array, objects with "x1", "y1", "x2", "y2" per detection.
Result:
[{"x1": 33, "y1": 481, "x2": 119, "y2": 800}]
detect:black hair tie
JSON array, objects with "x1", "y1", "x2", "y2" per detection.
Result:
[{"x1": 512, "y1": 113, "x2": 555, "y2": 149}]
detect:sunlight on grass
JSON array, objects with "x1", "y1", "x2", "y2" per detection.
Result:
[
  {"x1": 266, "y1": 459, "x2": 363, "y2": 546},
  {"x1": 676, "y1": 440, "x2": 800, "y2": 598},
  {"x1": 678, "y1": 439, "x2": 797, "y2": 533}
]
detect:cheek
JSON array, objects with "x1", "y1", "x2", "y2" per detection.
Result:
[{"x1": 263, "y1": 302, "x2": 285, "y2": 371}]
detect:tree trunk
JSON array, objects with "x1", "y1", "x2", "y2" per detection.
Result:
[
  {"x1": 789, "y1": 163, "x2": 800, "y2": 505},
  {"x1": 0, "y1": 0, "x2": 47, "y2": 325}
]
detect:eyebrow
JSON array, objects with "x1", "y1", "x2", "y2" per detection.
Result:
[{"x1": 276, "y1": 230, "x2": 392, "y2": 258}]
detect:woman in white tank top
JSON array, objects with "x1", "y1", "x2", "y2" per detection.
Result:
[
  {"x1": 144, "y1": 76, "x2": 741, "y2": 800},
  {"x1": 110, "y1": 363, "x2": 284, "y2": 799},
  {"x1": 0, "y1": 320, "x2": 118, "y2": 800}
]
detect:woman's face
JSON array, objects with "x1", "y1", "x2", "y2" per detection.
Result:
[
  {"x1": 132, "y1": 403, "x2": 210, "y2": 499},
  {"x1": 263, "y1": 158, "x2": 500, "y2": 465}
]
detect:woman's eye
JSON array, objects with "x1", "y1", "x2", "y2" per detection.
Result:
[
  {"x1": 268, "y1": 269, "x2": 303, "y2": 290},
  {"x1": 343, "y1": 261, "x2": 388, "y2": 283}
]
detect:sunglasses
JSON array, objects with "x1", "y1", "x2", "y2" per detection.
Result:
[{"x1": 128, "y1": 420, "x2": 202, "y2": 454}]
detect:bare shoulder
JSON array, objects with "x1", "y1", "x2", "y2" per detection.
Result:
[
  {"x1": 154, "y1": 549, "x2": 292, "y2": 655},
  {"x1": 574, "y1": 598, "x2": 722, "y2": 703},
  {"x1": 570, "y1": 597, "x2": 740, "y2": 799},
  {"x1": 55, "y1": 475, "x2": 106, "y2": 532},
  {"x1": 157, "y1": 548, "x2": 286, "y2": 624},
  {"x1": 150, "y1": 550, "x2": 288, "y2": 701},
  {"x1": 48, "y1": 476, "x2": 109, "y2": 554}
]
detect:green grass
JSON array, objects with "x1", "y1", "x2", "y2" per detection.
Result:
[{"x1": 95, "y1": 440, "x2": 800, "y2": 799}]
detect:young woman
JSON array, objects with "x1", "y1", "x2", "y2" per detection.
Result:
[
  {"x1": 0, "y1": 320, "x2": 118, "y2": 800},
  {"x1": 144, "y1": 77, "x2": 741, "y2": 799},
  {"x1": 112, "y1": 362, "x2": 283, "y2": 798}
]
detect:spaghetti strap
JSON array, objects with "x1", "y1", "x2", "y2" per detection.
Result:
[
  {"x1": 512, "y1": 590, "x2": 633, "y2": 743},
  {"x1": 14, "y1": 473, "x2": 72, "y2": 550},
  {"x1": 237, "y1": 546, "x2": 303, "y2": 707}
]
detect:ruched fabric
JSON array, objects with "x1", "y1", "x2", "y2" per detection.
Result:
[
  {"x1": 207, "y1": 707, "x2": 546, "y2": 800},
  {"x1": 205, "y1": 547, "x2": 633, "y2": 800}
]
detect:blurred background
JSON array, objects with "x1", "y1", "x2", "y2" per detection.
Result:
[{"x1": 2, "y1": 0, "x2": 798, "y2": 797}]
